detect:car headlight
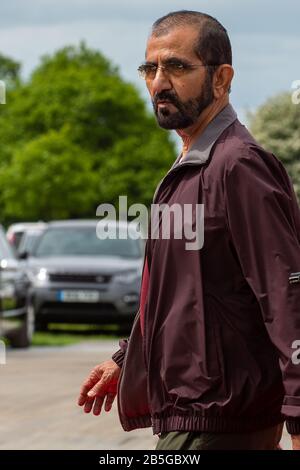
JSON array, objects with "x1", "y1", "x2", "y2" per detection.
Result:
[
  {"x1": 114, "y1": 269, "x2": 141, "y2": 284},
  {"x1": 27, "y1": 268, "x2": 49, "y2": 286}
]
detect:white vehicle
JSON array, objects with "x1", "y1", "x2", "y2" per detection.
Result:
[{"x1": 6, "y1": 222, "x2": 47, "y2": 251}]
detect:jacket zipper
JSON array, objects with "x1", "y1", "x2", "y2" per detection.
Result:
[
  {"x1": 139, "y1": 160, "x2": 211, "y2": 422},
  {"x1": 143, "y1": 160, "x2": 209, "y2": 373}
]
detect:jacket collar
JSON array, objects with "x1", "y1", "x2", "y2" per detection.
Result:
[
  {"x1": 172, "y1": 103, "x2": 237, "y2": 168},
  {"x1": 152, "y1": 104, "x2": 237, "y2": 203}
]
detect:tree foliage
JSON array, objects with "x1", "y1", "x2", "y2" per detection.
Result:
[
  {"x1": 0, "y1": 43, "x2": 176, "y2": 223},
  {"x1": 249, "y1": 92, "x2": 300, "y2": 202},
  {"x1": 0, "y1": 53, "x2": 21, "y2": 88}
]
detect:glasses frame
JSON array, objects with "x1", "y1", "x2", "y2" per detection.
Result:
[{"x1": 137, "y1": 61, "x2": 220, "y2": 80}]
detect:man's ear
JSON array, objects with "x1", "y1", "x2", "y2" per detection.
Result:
[{"x1": 213, "y1": 65, "x2": 234, "y2": 98}]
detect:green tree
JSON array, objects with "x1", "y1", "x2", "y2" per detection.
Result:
[
  {"x1": 0, "y1": 53, "x2": 21, "y2": 88},
  {"x1": 0, "y1": 129, "x2": 98, "y2": 220},
  {"x1": 249, "y1": 92, "x2": 300, "y2": 202},
  {"x1": 0, "y1": 43, "x2": 176, "y2": 223}
]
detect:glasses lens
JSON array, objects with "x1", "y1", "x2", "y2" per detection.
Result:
[
  {"x1": 166, "y1": 63, "x2": 186, "y2": 76},
  {"x1": 138, "y1": 64, "x2": 157, "y2": 79},
  {"x1": 137, "y1": 66, "x2": 145, "y2": 78}
]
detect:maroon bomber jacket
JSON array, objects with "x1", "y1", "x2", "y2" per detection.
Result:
[{"x1": 112, "y1": 104, "x2": 300, "y2": 436}]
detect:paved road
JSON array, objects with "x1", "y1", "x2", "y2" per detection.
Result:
[
  {"x1": 0, "y1": 341, "x2": 158, "y2": 450},
  {"x1": 0, "y1": 341, "x2": 292, "y2": 450}
]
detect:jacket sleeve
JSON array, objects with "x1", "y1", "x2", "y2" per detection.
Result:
[
  {"x1": 111, "y1": 339, "x2": 129, "y2": 368},
  {"x1": 111, "y1": 307, "x2": 142, "y2": 368},
  {"x1": 224, "y1": 147, "x2": 300, "y2": 435}
]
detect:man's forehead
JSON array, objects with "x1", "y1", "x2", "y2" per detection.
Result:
[{"x1": 145, "y1": 26, "x2": 200, "y2": 61}]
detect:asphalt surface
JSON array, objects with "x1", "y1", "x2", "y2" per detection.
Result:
[
  {"x1": 0, "y1": 341, "x2": 292, "y2": 450},
  {"x1": 0, "y1": 340, "x2": 158, "y2": 450}
]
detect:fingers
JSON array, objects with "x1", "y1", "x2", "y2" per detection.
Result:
[
  {"x1": 87, "y1": 376, "x2": 108, "y2": 398},
  {"x1": 78, "y1": 384, "x2": 91, "y2": 406},
  {"x1": 92, "y1": 396, "x2": 105, "y2": 416},
  {"x1": 78, "y1": 362, "x2": 119, "y2": 413},
  {"x1": 104, "y1": 393, "x2": 116, "y2": 412},
  {"x1": 77, "y1": 394, "x2": 87, "y2": 406},
  {"x1": 92, "y1": 393, "x2": 116, "y2": 415},
  {"x1": 78, "y1": 376, "x2": 107, "y2": 407},
  {"x1": 82, "y1": 393, "x2": 116, "y2": 415},
  {"x1": 83, "y1": 396, "x2": 96, "y2": 414},
  {"x1": 77, "y1": 368, "x2": 103, "y2": 406}
]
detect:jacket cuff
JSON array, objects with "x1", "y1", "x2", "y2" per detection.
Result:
[
  {"x1": 112, "y1": 338, "x2": 129, "y2": 368},
  {"x1": 286, "y1": 418, "x2": 300, "y2": 435},
  {"x1": 111, "y1": 348, "x2": 125, "y2": 368}
]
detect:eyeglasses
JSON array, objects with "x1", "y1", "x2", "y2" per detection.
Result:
[{"x1": 137, "y1": 61, "x2": 220, "y2": 80}]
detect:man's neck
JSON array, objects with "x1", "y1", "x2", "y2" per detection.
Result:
[{"x1": 177, "y1": 97, "x2": 229, "y2": 158}]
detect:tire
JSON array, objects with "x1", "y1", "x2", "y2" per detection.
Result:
[
  {"x1": 35, "y1": 317, "x2": 48, "y2": 332},
  {"x1": 10, "y1": 304, "x2": 35, "y2": 348}
]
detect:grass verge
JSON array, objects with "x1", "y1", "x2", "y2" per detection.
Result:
[{"x1": 31, "y1": 323, "x2": 128, "y2": 347}]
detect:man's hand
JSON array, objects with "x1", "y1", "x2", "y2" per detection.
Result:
[
  {"x1": 291, "y1": 435, "x2": 300, "y2": 450},
  {"x1": 77, "y1": 360, "x2": 121, "y2": 416}
]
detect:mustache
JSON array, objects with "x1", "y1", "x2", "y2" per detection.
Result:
[{"x1": 152, "y1": 91, "x2": 181, "y2": 109}]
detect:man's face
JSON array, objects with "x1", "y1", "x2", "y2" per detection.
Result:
[{"x1": 145, "y1": 26, "x2": 215, "y2": 130}]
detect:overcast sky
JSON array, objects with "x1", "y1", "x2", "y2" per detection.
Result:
[{"x1": 0, "y1": 0, "x2": 299, "y2": 124}]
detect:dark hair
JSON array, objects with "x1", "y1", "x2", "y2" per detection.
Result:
[{"x1": 152, "y1": 10, "x2": 232, "y2": 68}]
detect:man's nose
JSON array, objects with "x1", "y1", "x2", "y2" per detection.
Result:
[{"x1": 149, "y1": 68, "x2": 172, "y2": 97}]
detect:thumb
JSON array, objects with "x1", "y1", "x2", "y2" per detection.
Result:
[{"x1": 87, "y1": 376, "x2": 108, "y2": 398}]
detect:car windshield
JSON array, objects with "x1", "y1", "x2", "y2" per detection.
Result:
[{"x1": 33, "y1": 226, "x2": 142, "y2": 259}]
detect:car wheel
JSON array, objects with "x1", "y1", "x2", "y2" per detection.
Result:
[
  {"x1": 10, "y1": 304, "x2": 35, "y2": 348},
  {"x1": 35, "y1": 317, "x2": 48, "y2": 332}
]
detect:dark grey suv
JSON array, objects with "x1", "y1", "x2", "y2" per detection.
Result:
[{"x1": 24, "y1": 220, "x2": 144, "y2": 330}]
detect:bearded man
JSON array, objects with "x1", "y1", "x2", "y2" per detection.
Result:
[{"x1": 78, "y1": 10, "x2": 300, "y2": 450}]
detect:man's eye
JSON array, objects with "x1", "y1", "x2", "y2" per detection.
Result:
[
  {"x1": 169, "y1": 63, "x2": 184, "y2": 69},
  {"x1": 167, "y1": 63, "x2": 186, "y2": 74}
]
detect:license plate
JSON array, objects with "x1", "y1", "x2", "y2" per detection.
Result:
[{"x1": 57, "y1": 290, "x2": 100, "y2": 303}]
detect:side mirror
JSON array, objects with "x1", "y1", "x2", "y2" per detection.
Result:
[{"x1": 18, "y1": 251, "x2": 28, "y2": 260}]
